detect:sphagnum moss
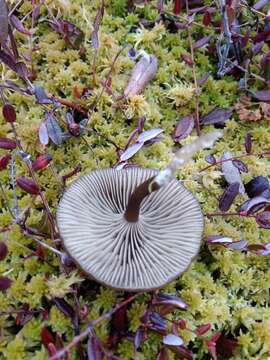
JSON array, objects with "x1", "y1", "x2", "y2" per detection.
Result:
[{"x1": 0, "y1": 1, "x2": 270, "y2": 359}]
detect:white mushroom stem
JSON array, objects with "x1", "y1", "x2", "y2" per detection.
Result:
[
  {"x1": 152, "y1": 130, "x2": 223, "y2": 190},
  {"x1": 124, "y1": 130, "x2": 222, "y2": 222}
]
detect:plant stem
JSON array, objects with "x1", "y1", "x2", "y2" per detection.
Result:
[{"x1": 50, "y1": 292, "x2": 143, "y2": 360}]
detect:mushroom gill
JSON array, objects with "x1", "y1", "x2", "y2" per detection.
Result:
[{"x1": 57, "y1": 168, "x2": 204, "y2": 291}]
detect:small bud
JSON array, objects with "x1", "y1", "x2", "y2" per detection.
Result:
[
  {"x1": 0, "y1": 242, "x2": 8, "y2": 261},
  {"x1": 0, "y1": 154, "x2": 11, "y2": 170},
  {"x1": 32, "y1": 154, "x2": 53, "y2": 171},
  {"x1": 68, "y1": 123, "x2": 81, "y2": 136},
  {"x1": 2, "y1": 103, "x2": 16, "y2": 123},
  {"x1": 16, "y1": 176, "x2": 40, "y2": 195},
  {"x1": 0, "y1": 137, "x2": 17, "y2": 150},
  {"x1": 0, "y1": 277, "x2": 12, "y2": 291}
]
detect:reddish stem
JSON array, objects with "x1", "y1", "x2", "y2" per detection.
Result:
[{"x1": 52, "y1": 97, "x2": 88, "y2": 117}]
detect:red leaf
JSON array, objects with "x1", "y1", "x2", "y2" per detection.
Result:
[
  {"x1": 32, "y1": 154, "x2": 52, "y2": 171},
  {"x1": 219, "y1": 182, "x2": 240, "y2": 212},
  {"x1": 47, "y1": 343, "x2": 57, "y2": 357},
  {"x1": 152, "y1": 293, "x2": 188, "y2": 310},
  {"x1": 173, "y1": 0, "x2": 182, "y2": 15},
  {"x1": 0, "y1": 277, "x2": 12, "y2": 291},
  {"x1": 0, "y1": 154, "x2": 11, "y2": 170},
  {"x1": 203, "y1": 11, "x2": 211, "y2": 26},
  {"x1": 41, "y1": 327, "x2": 54, "y2": 348},
  {"x1": 10, "y1": 14, "x2": 33, "y2": 36},
  {"x1": 87, "y1": 335, "x2": 103, "y2": 360},
  {"x1": 157, "y1": 348, "x2": 170, "y2": 360},
  {"x1": 0, "y1": 242, "x2": 8, "y2": 261},
  {"x1": 49, "y1": 19, "x2": 84, "y2": 49},
  {"x1": 206, "y1": 332, "x2": 221, "y2": 360},
  {"x1": 196, "y1": 323, "x2": 211, "y2": 336},
  {"x1": 216, "y1": 335, "x2": 238, "y2": 359},
  {"x1": 0, "y1": 137, "x2": 17, "y2": 150},
  {"x1": 244, "y1": 133, "x2": 252, "y2": 154},
  {"x1": 181, "y1": 54, "x2": 193, "y2": 66},
  {"x1": 172, "y1": 115, "x2": 194, "y2": 142},
  {"x1": 16, "y1": 176, "x2": 40, "y2": 195},
  {"x1": 2, "y1": 103, "x2": 16, "y2": 123}
]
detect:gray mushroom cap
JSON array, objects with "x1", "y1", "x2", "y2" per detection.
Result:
[{"x1": 57, "y1": 168, "x2": 204, "y2": 291}]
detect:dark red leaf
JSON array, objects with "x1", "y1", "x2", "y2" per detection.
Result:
[
  {"x1": 245, "y1": 176, "x2": 269, "y2": 198},
  {"x1": 0, "y1": 137, "x2": 17, "y2": 150},
  {"x1": 252, "y1": 90, "x2": 270, "y2": 102},
  {"x1": 157, "y1": 348, "x2": 169, "y2": 360},
  {"x1": 0, "y1": 277, "x2": 12, "y2": 291},
  {"x1": 112, "y1": 306, "x2": 128, "y2": 333},
  {"x1": 206, "y1": 332, "x2": 221, "y2": 360},
  {"x1": 168, "y1": 345, "x2": 193, "y2": 360},
  {"x1": 205, "y1": 154, "x2": 216, "y2": 165},
  {"x1": 216, "y1": 335, "x2": 238, "y2": 359},
  {"x1": 203, "y1": 11, "x2": 211, "y2": 26},
  {"x1": 253, "y1": 0, "x2": 269, "y2": 10},
  {"x1": 172, "y1": 115, "x2": 194, "y2": 142},
  {"x1": 0, "y1": 242, "x2": 8, "y2": 261},
  {"x1": 15, "y1": 305, "x2": 34, "y2": 326},
  {"x1": 193, "y1": 35, "x2": 212, "y2": 50},
  {"x1": 32, "y1": 154, "x2": 52, "y2": 171},
  {"x1": 219, "y1": 182, "x2": 240, "y2": 212},
  {"x1": 45, "y1": 112, "x2": 63, "y2": 146},
  {"x1": 256, "y1": 211, "x2": 270, "y2": 229},
  {"x1": 253, "y1": 29, "x2": 270, "y2": 44},
  {"x1": 41, "y1": 327, "x2": 54, "y2": 348},
  {"x1": 68, "y1": 123, "x2": 81, "y2": 136},
  {"x1": 244, "y1": 133, "x2": 252, "y2": 154},
  {"x1": 232, "y1": 160, "x2": 248, "y2": 173},
  {"x1": 17, "y1": 176, "x2": 40, "y2": 195},
  {"x1": 239, "y1": 196, "x2": 270, "y2": 215},
  {"x1": 181, "y1": 54, "x2": 193, "y2": 66},
  {"x1": 48, "y1": 19, "x2": 84, "y2": 49},
  {"x1": 2, "y1": 104, "x2": 16, "y2": 123},
  {"x1": 200, "y1": 108, "x2": 232, "y2": 125},
  {"x1": 53, "y1": 298, "x2": 75, "y2": 320},
  {"x1": 247, "y1": 243, "x2": 269, "y2": 253},
  {"x1": 134, "y1": 327, "x2": 144, "y2": 350},
  {"x1": 196, "y1": 323, "x2": 211, "y2": 336},
  {"x1": 10, "y1": 15, "x2": 33, "y2": 36},
  {"x1": 152, "y1": 293, "x2": 188, "y2": 310},
  {"x1": 0, "y1": 0, "x2": 8, "y2": 45},
  {"x1": 173, "y1": 0, "x2": 182, "y2": 15},
  {"x1": 87, "y1": 335, "x2": 103, "y2": 360},
  {"x1": 0, "y1": 154, "x2": 11, "y2": 170},
  {"x1": 47, "y1": 343, "x2": 57, "y2": 357},
  {"x1": 178, "y1": 319, "x2": 187, "y2": 329}
]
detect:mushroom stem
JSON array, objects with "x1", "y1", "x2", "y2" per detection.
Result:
[{"x1": 124, "y1": 130, "x2": 222, "y2": 222}]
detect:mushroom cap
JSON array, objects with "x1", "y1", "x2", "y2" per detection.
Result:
[{"x1": 57, "y1": 168, "x2": 204, "y2": 291}]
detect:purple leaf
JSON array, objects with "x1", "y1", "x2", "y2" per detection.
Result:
[
  {"x1": 163, "y1": 334, "x2": 183, "y2": 346},
  {"x1": 0, "y1": 0, "x2": 8, "y2": 45},
  {"x1": 245, "y1": 133, "x2": 252, "y2": 154},
  {"x1": 124, "y1": 55, "x2": 158, "y2": 97},
  {"x1": 216, "y1": 335, "x2": 238, "y2": 359},
  {"x1": 198, "y1": 72, "x2": 211, "y2": 87},
  {"x1": 227, "y1": 240, "x2": 248, "y2": 250},
  {"x1": 149, "y1": 312, "x2": 167, "y2": 330},
  {"x1": 0, "y1": 137, "x2": 17, "y2": 150},
  {"x1": 0, "y1": 49, "x2": 29, "y2": 79},
  {"x1": 45, "y1": 112, "x2": 63, "y2": 146},
  {"x1": 206, "y1": 235, "x2": 233, "y2": 245},
  {"x1": 253, "y1": 0, "x2": 269, "y2": 10},
  {"x1": 157, "y1": 348, "x2": 170, "y2": 360},
  {"x1": 167, "y1": 345, "x2": 193, "y2": 360},
  {"x1": 256, "y1": 211, "x2": 270, "y2": 229},
  {"x1": 0, "y1": 277, "x2": 12, "y2": 291},
  {"x1": 53, "y1": 298, "x2": 75, "y2": 320},
  {"x1": 232, "y1": 160, "x2": 248, "y2": 173},
  {"x1": 221, "y1": 152, "x2": 245, "y2": 194},
  {"x1": 0, "y1": 154, "x2": 11, "y2": 170},
  {"x1": 120, "y1": 142, "x2": 144, "y2": 161},
  {"x1": 17, "y1": 176, "x2": 40, "y2": 195},
  {"x1": 252, "y1": 90, "x2": 270, "y2": 102},
  {"x1": 239, "y1": 196, "x2": 270, "y2": 215},
  {"x1": 48, "y1": 19, "x2": 84, "y2": 49},
  {"x1": 134, "y1": 327, "x2": 144, "y2": 350},
  {"x1": 152, "y1": 293, "x2": 188, "y2": 310},
  {"x1": 181, "y1": 54, "x2": 193, "y2": 66},
  {"x1": 193, "y1": 35, "x2": 212, "y2": 50},
  {"x1": 39, "y1": 122, "x2": 49, "y2": 145},
  {"x1": 0, "y1": 242, "x2": 8, "y2": 261},
  {"x1": 34, "y1": 86, "x2": 52, "y2": 104},
  {"x1": 137, "y1": 128, "x2": 163, "y2": 143},
  {"x1": 219, "y1": 182, "x2": 240, "y2": 212},
  {"x1": 137, "y1": 116, "x2": 146, "y2": 132},
  {"x1": 10, "y1": 15, "x2": 33, "y2": 36},
  {"x1": 200, "y1": 108, "x2": 232, "y2": 125},
  {"x1": 205, "y1": 154, "x2": 216, "y2": 164},
  {"x1": 172, "y1": 115, "x2": 194, "y2": 142},
  {"x1": 253, "y1": 29, "x2": 270, "y2": 44},
  {"x1": 128, "y1": 47, "x2": 137, "y2": 60},
  {"x1": 245, "y1": 176, "x2": 269, "y2": 198},
  {"x1": 2, "y1": 104, "x2": 16, "y2": 123},
  {"x1": 87, "y1": 335, "x2": 103, "y2": 360}
]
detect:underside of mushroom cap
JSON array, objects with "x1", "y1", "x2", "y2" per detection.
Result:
[{"x1": 57, "y1": 168, "x2": 204, "y2": 291}]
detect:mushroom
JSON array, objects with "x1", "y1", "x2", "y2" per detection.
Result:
[{"x1": 57, "y1": 131, "x2": 222, "y2": 291}]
